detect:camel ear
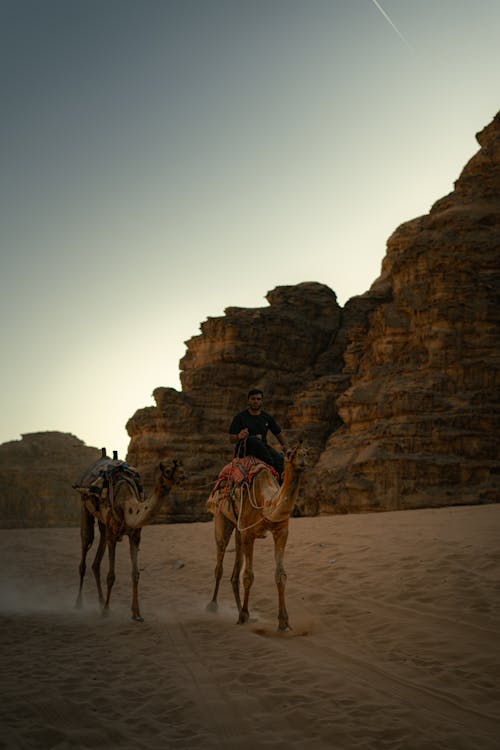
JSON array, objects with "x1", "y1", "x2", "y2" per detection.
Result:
[{"x1": 159, "y1": 462, "x2": 166, "y2": 472}]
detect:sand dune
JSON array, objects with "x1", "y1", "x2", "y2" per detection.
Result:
[{"x1": 1, "y1": 503, "x2": 499, "y2": 749}]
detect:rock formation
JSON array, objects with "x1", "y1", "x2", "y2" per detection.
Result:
[
  {"x1": 312, "y1": 111, "x2": 500, "y2": 513},
  {"x1": 127, "y1": 111, "x2": 499, "y2": 520},
  {"x1": 126, "y1": 282, "x2": 345, "y2": 521},
  {"x1": 0, "y1": 432, "x2": 100, "y2": 528}
]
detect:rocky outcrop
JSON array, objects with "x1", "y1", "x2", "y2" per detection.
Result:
[
  {"x1": 127, "y1": 112, "x2": 499, "y2": 519},
  {"x1": 310, "y1": 112, "x2": 500, "y2": 512},
  {"x1": 0, "y1": 432, "x2": 100, "y2": 528}
]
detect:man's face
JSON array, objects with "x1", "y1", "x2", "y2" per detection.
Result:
[{"x1": 247, "y1": 393, "x2": 263, "y2": 413}]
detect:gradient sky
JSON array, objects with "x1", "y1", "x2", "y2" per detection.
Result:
[{"x1": 1, "y1": 0, "x2": 499, "y2": 459}]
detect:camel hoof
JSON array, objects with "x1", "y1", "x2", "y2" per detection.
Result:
[
  {"x1": 278, "y1": 624, "x2": 292, "y2": 632},
  {"x1": 237, "y1": 612, "x2": 249, "y2": 625},
  {"x1": 132, "y1": 614, "x2": 144, "y2": 622},
  {"x1": 206, "y1": 601, "x2": 218, "y2": 613}
]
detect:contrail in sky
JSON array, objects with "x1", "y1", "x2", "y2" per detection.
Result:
[{"x1": 370, "y1": 0, "x2": 413, "y2": 50}]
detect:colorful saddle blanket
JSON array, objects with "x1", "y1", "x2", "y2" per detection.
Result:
[{"x1": 207, "y1": 456, "x2": 278, "y2": 515}]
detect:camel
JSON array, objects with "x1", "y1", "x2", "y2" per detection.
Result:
[
  {"x1": 206, "y1": 444, "x2": 307, "y2": 631},
  {"x1": 74, "y1": 452, "x2": 184, "y2": 621}
]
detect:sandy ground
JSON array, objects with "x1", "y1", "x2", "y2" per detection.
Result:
[{"x1": 1, "y1": 503, "x2": 499, "y2": 750}]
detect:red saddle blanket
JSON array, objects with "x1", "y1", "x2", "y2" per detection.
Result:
[{"x1": 207, "y1": 456, "x2": 278, "y2": 513}]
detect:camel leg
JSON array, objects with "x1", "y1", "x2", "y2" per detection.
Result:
[
  {"x1": 129, "y1": 529, "x2": 143, "y2": 622},
  {"x1": 273, "y1": 524, "x2": 291, "y2": 631},
  {"x1": 207, "y1": 514, "x2": 234, "y2": 612},
  {"x1": 238, "y1": 533, "x2": 255, "y2": 624},
  {"x1": 76, "y1": 506, "x2": 94, "y2": 608},
  {"x1": 91, "y1": 522, "x2": 107, "y2": 607},
  {"x1": 230, "y1": 528, "x2": 243, "y2": 618},
  {"x1": 103, "y1": 532, "x2": 116, "y2": 617}
]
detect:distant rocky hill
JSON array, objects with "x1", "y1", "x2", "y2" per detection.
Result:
[
  {"x1": 0, "y1": 432, "x2": 100, "y2": 528},
  {"x1": 127, "y1": 111, "x2": 500, "y2": 521}
]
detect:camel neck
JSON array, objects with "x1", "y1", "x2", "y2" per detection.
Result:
[
  {"x1": 123, "y1": 477, "x2": 171, "y2": 528},
  {"x1": 264, "y1": 464, "x2": 301, "y2": 522}
]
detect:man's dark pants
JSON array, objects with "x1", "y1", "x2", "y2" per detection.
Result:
[{"x1": 234, "y1": 437, "x2": 284, "y2": 476}]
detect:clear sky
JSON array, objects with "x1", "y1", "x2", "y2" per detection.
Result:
[{"x1": 1, "y1": 0, "x2": 499, "y2": 459}]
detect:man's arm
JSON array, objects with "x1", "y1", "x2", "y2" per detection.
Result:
[
  {"x1": 230, "y1": 428, "x2": 249, "y2": 444},
  {"x1": 268, "y1": 413, "x2": 288, "y2": 451},
  {"x1": 275, "y1": 431, "x2": 289, "y2": 452},
  {"x1": 229, "y1": 414, "x2": 251, "y2": 444}
]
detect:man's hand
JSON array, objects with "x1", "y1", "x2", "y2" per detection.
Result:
[
  {"x1": 238, "y1": 428, "x2": 250, "y2": 440},
  {"x1": 276, "y1": 432, "x2": 288, "y2": 453}
]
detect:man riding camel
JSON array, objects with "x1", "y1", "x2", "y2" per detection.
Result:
[{"x1": 229, "y1": 389, "x2": 288, "y2": 477}]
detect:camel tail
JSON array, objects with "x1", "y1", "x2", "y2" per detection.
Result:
[{"x1": 76, "y1": 505, "x2": 95, "y2": 608}]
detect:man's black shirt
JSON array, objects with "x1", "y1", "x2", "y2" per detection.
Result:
[{"x1": 229, "y1": 410, "x2": 281, "y2": 445}]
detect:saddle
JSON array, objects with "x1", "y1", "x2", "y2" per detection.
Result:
[
  {"x1": 206, "y1": 456, "x2": 278, "y2": 516},
  {"x1": 73, "y1": 458, "x2": 144, "y2": 510}
]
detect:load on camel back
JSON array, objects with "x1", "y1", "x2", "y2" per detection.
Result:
[
  {"x1": 73, "y1": 450, "x2": 145, "y2": 526},
  {"x1": 73, "y1": 449, "x2": 184, "y2": 621},
  {"x1": 206, "y1": 444, "x2": 308, "y2": 631}
]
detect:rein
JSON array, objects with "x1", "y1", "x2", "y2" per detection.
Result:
[{"x1": 235, "y1": 476, "x2": 282, "y2": 532}]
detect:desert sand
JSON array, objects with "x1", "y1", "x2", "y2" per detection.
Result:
[{"x1": 1, "y1": 503, "x2": 499, "y2": 750}]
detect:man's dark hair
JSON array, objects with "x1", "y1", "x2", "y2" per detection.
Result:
[{"x1": 248, "y1": 388, "x2": 264, "y2": 399}]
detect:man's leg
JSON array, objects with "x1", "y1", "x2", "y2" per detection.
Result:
[
  {"x1": 267, "y1": 446, "x2": 284, "y2": 476},
  {"x1": 245, "y1": 438, "x2": 284, "y2": 477},
  {"x1": 236, "y1": 437, "x2": 275, "y2": 466}
]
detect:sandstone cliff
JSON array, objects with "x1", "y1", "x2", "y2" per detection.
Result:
[
  {"x1": 0, "y1": 432, "x2": 100, "y2": 528},
  {"x1": 312, "y1": 112, "x2": 500, "y2": 513},
  {"x1": 127, "y1": 112, "x2": 499, "y2": 520}
]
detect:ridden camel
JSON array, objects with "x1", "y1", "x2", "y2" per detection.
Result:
[
  {"x1": 206, "y1": 444, "x2": 307, "y2": 631},
  {"x1": 74, "y1": 453, "x2": 184, "y2": 621}
]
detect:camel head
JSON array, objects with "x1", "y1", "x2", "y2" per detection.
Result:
[
  {"x1": 158, "y1": 459, "x2": 186, "y2": 488},
  {"x1": 284, "y1": 443, "x2": 308, "y2": 473}
]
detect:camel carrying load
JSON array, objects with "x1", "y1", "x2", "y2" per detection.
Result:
[
  {"x1": 74, "y1": 450, "x2": 184, "y2": 621},
  {"x1": 206, "y1": 444, "x2": 307, "y2": 631},
  {"x1": 73, "y1": 455, "x2": 145, "y2": 528}
]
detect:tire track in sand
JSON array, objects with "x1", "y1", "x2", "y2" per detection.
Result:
[
  {"x1": 162, "y1": 607, "x2": 297, "y2": 749},
  {"x1": 254, "y1": 616, "x2": 500, "y2": 741}
]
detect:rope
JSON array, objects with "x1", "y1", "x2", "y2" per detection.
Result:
[
  {"x1": 236, "y1": 484, "x2": 265, "y2": 532},
  {"x1": 189, "y1": 479, "x2": 220, "y2": 490},
  {"x1": 235, "y1": 437, "x2": 248, "y2": 460},
  {"x1": 235, "y1": 477, "x2": 282, "y2": 532},
  {"x1": 208, "y1": 447, "x2": 285, "y2": 530}
]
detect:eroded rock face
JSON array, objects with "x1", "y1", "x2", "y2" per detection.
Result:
[
  {"x1": 127, "y1": 112, "x2": 499, "y2": 519},
  {"x1": 310, "y1": 111, "x2": 500, "y2": 512},
  {"x1": 0, "y1": 432, "x2": 101, "y2": 528}
]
